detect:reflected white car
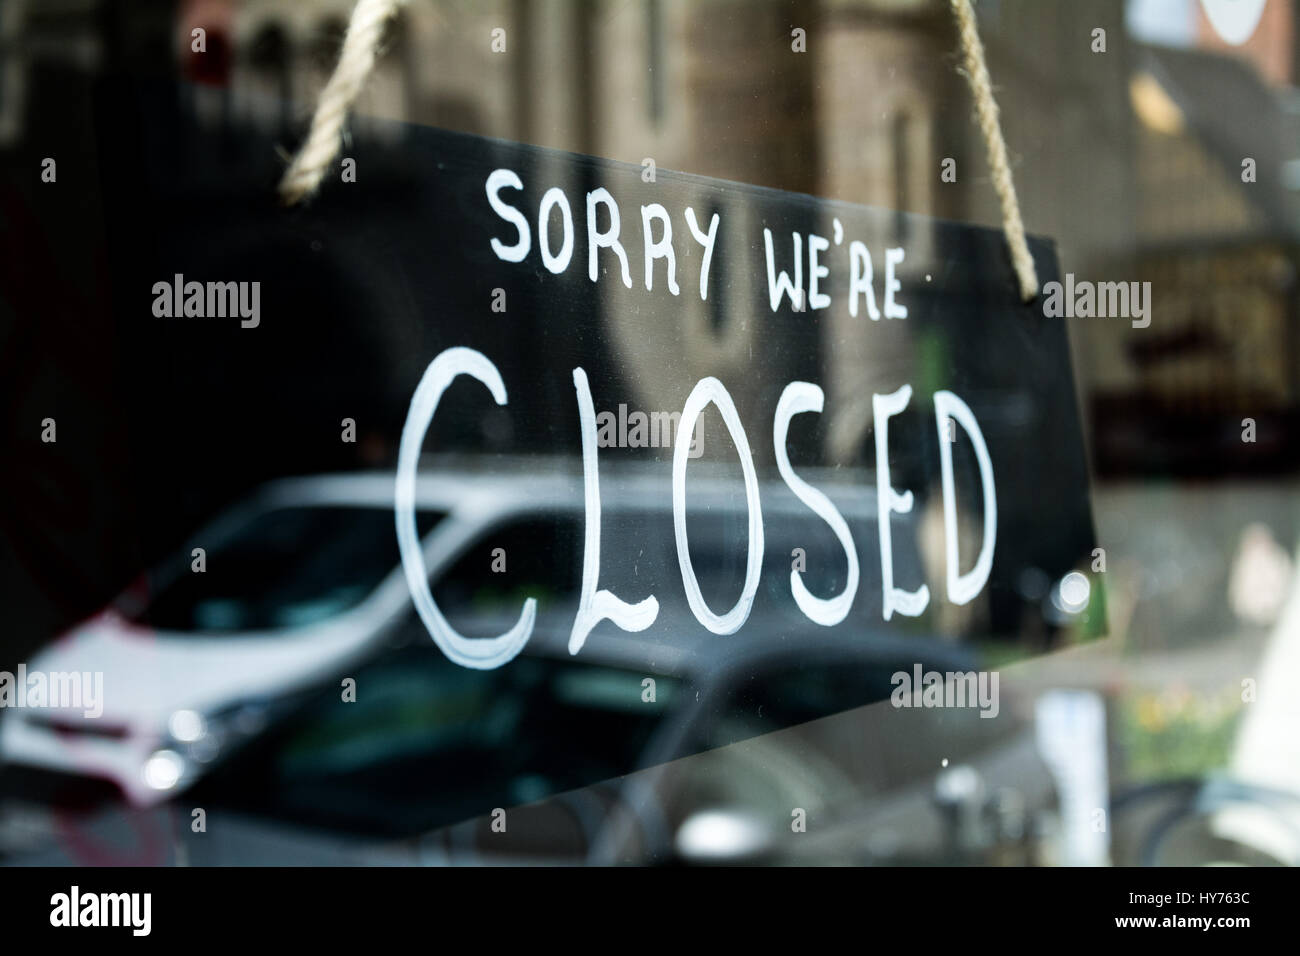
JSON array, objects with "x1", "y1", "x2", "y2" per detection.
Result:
[{"x1": 1, "y1": 456, "x2": 893, "y2": 808}]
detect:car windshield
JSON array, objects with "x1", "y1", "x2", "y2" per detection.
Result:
[{"x1": 125, "y1": 505, "x2": 444, "y2": 632}]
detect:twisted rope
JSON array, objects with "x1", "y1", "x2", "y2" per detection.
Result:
[
  {"x1": 950, "y1": 0, "x2": 1038, "y2": 301},
  {"x1": 278, "y1": 0, "x2": 405, "y2": 205}
]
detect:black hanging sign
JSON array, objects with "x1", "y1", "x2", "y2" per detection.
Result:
[{"x1": 105, "y1": 105, "x2": 1098, "y2": 691}]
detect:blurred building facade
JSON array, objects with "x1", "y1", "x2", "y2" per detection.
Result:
[{"x1": 2, "y1": 0, "x2": 1298, "y2": 479}]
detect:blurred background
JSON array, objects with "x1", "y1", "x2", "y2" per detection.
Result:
[{"x1": 1, "y1": 0, "x2": 1299, "y2": 865}]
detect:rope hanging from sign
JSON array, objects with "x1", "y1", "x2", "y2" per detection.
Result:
[
  {"x1": 278, "y1": 0, "x2": 406, "y2": 206},
  {"x1": 280, "y1": 0, "x2": 1039, "y2": 303},
  {"x1": 949, "y1": 0, "x2": 1038, "y2": 302}
]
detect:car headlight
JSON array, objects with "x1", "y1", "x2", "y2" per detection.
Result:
[
  {"x1": 167, "y1": 709, "x2": 205, "y2": 743},
  {"x1": 142, "y1": 749, "x2": 186, "y2": 791},
  {"x1": 164, "y1": 700, "x2": 273, "y2": 767}
]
